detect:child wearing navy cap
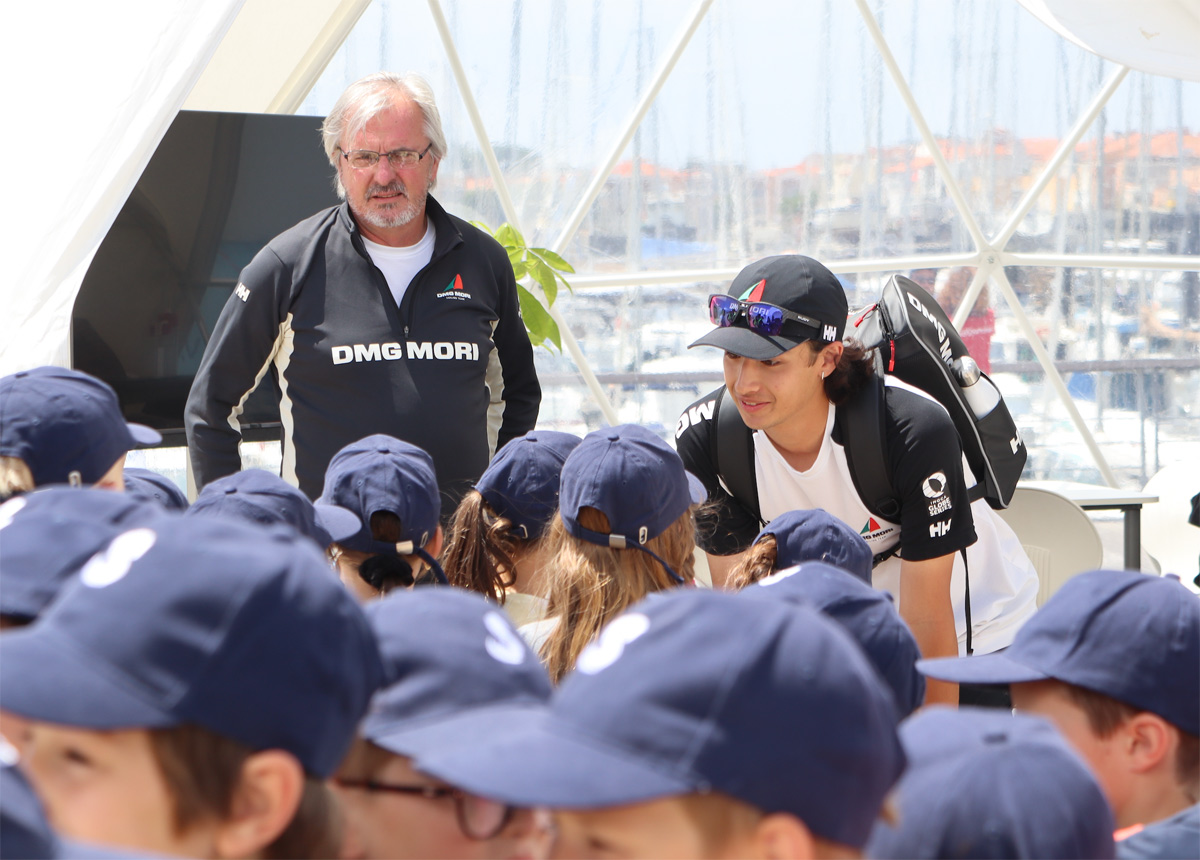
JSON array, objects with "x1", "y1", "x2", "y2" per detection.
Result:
[
  {"x1": 726, "y1": 508, "x2": 875, "y2": 589},
  {"x1": 0, "y1": 366, "x2": 161, "y2": 500},
  {"x1": 333, "y1": 589, "x2": 553, "y2": 859},
  {"x1": 318, "y1": 434, "x2": 448, "y2": 599},
  {"x1": 0, "y1": 516, "x2": 384, "y2": 858},
  {"x1": 920, "y1": 570, "x2": 1199, "y2": 859},
  {"x1": 441, "y1": 430, "x2": 581, "y2": 626},
  {"x1": 415, "y1": 589, "x2": 906, "y2": 859},
  {"x1": 526, "y1": 424, "x2": 704, "y2": 682}
]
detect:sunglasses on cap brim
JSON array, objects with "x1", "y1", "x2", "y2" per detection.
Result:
[{"x1": 708, "y1": 294, "x2": 824, "y2": 338}]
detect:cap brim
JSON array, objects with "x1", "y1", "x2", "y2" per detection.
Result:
[
  {"x1": 313, "y1": 503, "x2": 362, "y2": 543},
  {"x1": 688, "y1": 325, "x2": 806, "y2": 360},
  {"x1": 916, "y1": 652, "x2": 1052, "y2": 686},
  {"x1": 366, "y1": 702, "x2": 549, "y2": 761},
  {"x1": 126, "y1": 423, "x2": 162, "y2": 447},
  {"x1": 413, "y1": 710, "x2": 693, "y2": 809},
  {"x1": 0, "y1": 628, "x2": 175, "y2": 730},
  {"x1": 685, "y1": 472, "x2": 707, "y2": 505}
]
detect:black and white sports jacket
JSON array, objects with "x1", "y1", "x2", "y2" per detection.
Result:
[{"x1": 185, "y1": 196, "x2": 541, "y2": 511}]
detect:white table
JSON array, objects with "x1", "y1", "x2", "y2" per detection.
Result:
[{"x1": 1021, "y1": 480, "x2": 1159, "y2": 570}]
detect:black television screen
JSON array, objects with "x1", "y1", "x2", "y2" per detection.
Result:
[{"x1": 72, "y1": 110, "x2": 339, "y2": 445}]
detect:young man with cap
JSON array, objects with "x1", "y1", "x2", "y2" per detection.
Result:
[
  {"x1": 317, "y1": 434, "x2": 448, "y2": 599},
  {"x1": 919, "y1": 570, "x2": 1200, "y2": 859},
  {"x1": 866, "y1": 707, "x2": 1116, "y2": 859},
  {"x1": 676, "y1": 254, "x2": 1037, "y2": 705},
  {"x1": 413, "y1": 588, "x2": 906, "y2": 860},
  {"x1": 0, "y1": 515, "x2": 385, "y2": 858},
  {"x1": 334, "y1": 588, "x2": 553, "y2": 859},
  {"x1": 185, "y1": 467, "x2": 361, "y2": 550},
  {"x1": 0, "y1": 366, "x2": 161, "y2": 500}
]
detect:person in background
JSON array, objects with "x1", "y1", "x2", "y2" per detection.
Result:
[
  {"x1": 937, "y1": 266, "x2": 995, "y2": 373},
  {"x1": 0, "y1": 515, "x2": 384, "y2": 858},
  {"x1": 414, "y1": 589, "x2": 906, "y2": 860},
  {"x1": 919, "y1": 570, "x2": 1199, "y2": 859},
  {"x1": 185, "y1": 72, "x2": 539, "y2": 513},
  {"x1": 334, "y1": 588, "x2": 552, "y2": 860},
  {"x1": 867, "y1": 707, "x2": 1115, "y2": 859},
  {"x1": 525, "y1": 424, "x2": 703, "y2": 681},
  {"x1": 318, "y1": 434, "x2": 448, "y2": 599},
  {"x1": 0, "y1": 366, "x2": 160, "y2": 501},
  {"x1": 441, "y1": 430, "x2": 581, "y2": 627}
]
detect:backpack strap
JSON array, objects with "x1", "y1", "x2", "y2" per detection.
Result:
[
  {"x1": 713, "y1": 387, "x2": 763, "y2": 527},
  {"x1": 839, "y1": 375, "x2": 901, "y2": 523}
]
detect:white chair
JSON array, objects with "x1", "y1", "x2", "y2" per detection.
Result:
[
  {"x1": 1142, "y1": 466, "x2": 1200, "y2": 592},
  {"x1": 997, "y1": 487, "x2": 1104, "y2": 606}
]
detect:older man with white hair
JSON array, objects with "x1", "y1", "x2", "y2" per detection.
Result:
[{"x1": 186, "y1": 72, "x2": 540, "y2": 513}]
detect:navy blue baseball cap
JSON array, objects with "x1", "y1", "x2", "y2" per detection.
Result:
[
  {"x1": 121, "y1": 467, "x2": 189, "y2": 512},
  {"x1": 558, "y1": 425, "x2": 704, "y2": 584},
  {"x1": 919, "y1": 569, "x2": 1200, "y2": 735},
  {"x1": 187, "y1": 468, "x2": 360, "y2": 547},
  {"x1": 867, "y1": 707, "x2": 1115, "y2": 859},
  {"x1": 415, "y1": 589, "x2": 905, "y2": 849},
  {"x1": 0, "y1": 487, "x2": 165, "y2": 622},
  {"x1": 690, "y1": 256, "x2": 848, "y2": 360},
  {"x1": 318, "y1": 435, "x2": 440, "y2": 555},
  {"x1": 743, "y1": 561, "x2": 925, "y2": 716},
  {"x1": 474, "y1": 430, "x2": 582, "y2": 541},
  {"x1": 0, "y1": 367, "x2": 161, "y2": 487},
  {"x1": 757, "y1": 509, "x2": 874, "y2": 584},
  {"x1": 360, "y1": 589, "x2": 551, "y2": 759},
  {"x1": 0, "y1": 516, "x2": 385, "y2": 777}
]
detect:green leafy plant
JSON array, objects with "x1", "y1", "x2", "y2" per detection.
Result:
[{"x1": 472, "y1": 221, "x2": 574, "y2": 350}]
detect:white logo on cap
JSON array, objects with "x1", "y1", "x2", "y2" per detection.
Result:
[
  {"x1": 80, "y1": 528, "x2": 157, "y2": 588},
  {"x1": 576, "y1": 613, "x2": 651, "y2": 675},
  {"x1": 0, "y1": 734, "x2": 19, "y2": 767},
  {"x1": 0, "y1": 496, "x2": 28, "y2": 530},
  {"x1": 757, "y1": 565, "x2": 803, "y2": 588},
  {"x1": 483, "y1": 611, "x2": 527, "y2": 666},
  {"x1": 823, "y1": 324, "x2": 837, "y2": 341}
]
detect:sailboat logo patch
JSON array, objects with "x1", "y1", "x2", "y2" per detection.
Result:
[{"x1": 437, "y1": 274, "x2": 472, "y2": 301}]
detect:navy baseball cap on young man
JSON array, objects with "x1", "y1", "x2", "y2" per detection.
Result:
[
  {"x1": 0, "y1": 516, "x2": 385, "y2": 777},
  {"x1": 358, "y1": 589, "x2": 551, "y2": 758},
  {"x1": 756, "y1": 508, "x2": 874, "y2": 583},
  {"x1": 121, "y1": 467, "x2": 190, "y2": 512},
  {"x1": 558, "y1": 424, "x2": 705, "y2": 584},
  {"x1": 474, "y1": 430, "x2": 582, "y2": 540},
  {"x1": 743, "y1": 561, "x2": 925, "y2": 717},
  {"x1": 867, "y1": 707, "x2": 1115, "y2": 859},
  {"x1": 415, "y1": 589, "x2": 905, "y2": 850},
  {"x1": 0, "y1": 366, "x2": 161, "y2": 487},
  {"x1": 689, "y1": 255, "x2": 848, "y2": 360},
  {"x1": 919, "y1": 569, "x2": 1200, "y2": 735},
  {"x1": 187, "y1": 468, "x2": 360, "y2": 548},
  {"x1": 0, "y1": 487, "x2": 165, "y2": 622}
]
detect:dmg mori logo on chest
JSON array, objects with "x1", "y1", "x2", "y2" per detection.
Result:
[{"x1": 331, "y1": 341, "x2": 480, "y2": 364}]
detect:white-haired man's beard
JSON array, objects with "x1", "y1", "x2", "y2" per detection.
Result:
[{"x1": 353, "y1": 180, "x2": 426, "y2": 230}]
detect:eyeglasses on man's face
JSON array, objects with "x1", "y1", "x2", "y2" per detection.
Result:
[
  {"x1": 337, "y1": 143, "x2": 433, "y2": 170},
  {"x1": 334, "y1": 777, "x2": 514, "y2": 840}
]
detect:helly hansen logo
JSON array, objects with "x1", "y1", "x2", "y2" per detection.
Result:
[
  {"x1": 929, "y1": 518, "x2": 952, "y2": 538},
  {"x1": 823, "y1": 324, "x2": 837, "y2": 341},
  {"x1": 234, "y1": 283, "x2": 250, "y2": 302},
  {"x1": 674, "y1": 400, "x2": 716, "y2": 438},
  {"x1": 331, "y1": 341, "x2": 480, "y2": 364}
]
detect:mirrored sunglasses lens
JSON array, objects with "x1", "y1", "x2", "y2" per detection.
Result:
[
  {"x1": 746, "y1": 304, "x2": 784, "y2": 335},
  {"x1": 460, "y1": 794, "x2": 510, "y2": 839},
  {"x1": 709, "y1": 296, "x2": 740, "y2": 327}
]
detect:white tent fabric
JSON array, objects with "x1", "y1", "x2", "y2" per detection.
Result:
[
  {"x1": 0, "y1": 1, "x2": 245, "y2": 375},
  {"x1": 1016, "y1": 0, "x2": 1200, "y2": 82}
]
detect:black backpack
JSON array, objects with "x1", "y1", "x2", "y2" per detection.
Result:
[{"x1": 712, "y1": 274, "x2": 1027, "y2": 654}]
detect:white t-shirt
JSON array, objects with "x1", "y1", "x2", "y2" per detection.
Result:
[
  {"x1": 361, "y1": 221, "x2": 436, "y2": 307},
  {"x1": 753, "y1": 389, "x2": 1038, "y2": 655}
]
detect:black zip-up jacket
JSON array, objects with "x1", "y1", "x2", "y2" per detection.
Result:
[{"x1": 185, "y1": 196, "x2": 541, "y2": 511}]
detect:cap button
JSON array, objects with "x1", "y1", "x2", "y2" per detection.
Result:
[
  {"x1": 983, "y1": 731, "x2": 1008, "y2": 745},
  {"x1": 224, "y1": 486, "x2": 237, "y2": 495},
  {"x1": 604, "y1": 429, "x2": 620, "y2": 441}
]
